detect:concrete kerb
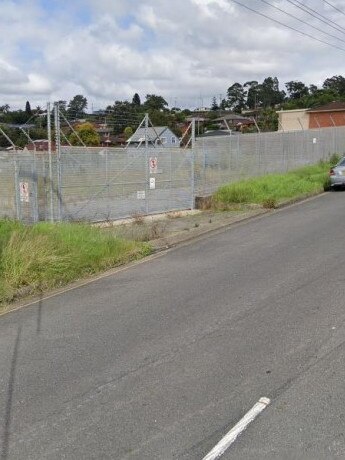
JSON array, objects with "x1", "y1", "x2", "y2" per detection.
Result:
[
  {"x1": 149, "y1": 190, "x2": 329, "y2": 251},
  {"x1": 0, "y1": 190, "x2": 329, "y2": 317}
]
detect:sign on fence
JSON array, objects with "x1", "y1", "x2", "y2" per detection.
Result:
[{"x1": 19, "y1": 182, "x2": 29, "y2": 202}]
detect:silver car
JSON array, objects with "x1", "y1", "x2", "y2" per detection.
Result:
[{"x1": 329, "y1": 157, "x2": 345, "y2": 188}]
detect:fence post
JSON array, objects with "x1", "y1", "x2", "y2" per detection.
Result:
[
  {"x1": 54, "y1": 102, "x2": 62, "y2": 221},
  {"x1": 47, "y1": 102, "x2": 54, "y2": 222},
  {"x1": 145, "y1": 113, "x2": 149, "y2": 215},
  {"x1": 13, "y1": 157, "x2": 20, "y2": 220},
  {"x1": 191, "y1": 118, "x2": 195, "y2": 210}
]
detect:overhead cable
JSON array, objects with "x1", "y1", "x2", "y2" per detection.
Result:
[
  {"x1": 257, "y1": 0, "x2": 345, "y2": 44},
  {"x1": 286, "y1": 0, "x2": 345, "y2": 35},
  {"x1": 229, "y1": 0, "x2": 345, "y2": 52},
  {"x1": 323, "y1": 0, "x2": 345, "y2": 18}
]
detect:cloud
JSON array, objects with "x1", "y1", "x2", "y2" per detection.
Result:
[{"x1": 1, "y1": 0, "x2": 345, "y2": 108}]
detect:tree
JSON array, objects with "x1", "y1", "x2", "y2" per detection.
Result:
[
  {"x1": 144, "y1": 94, "x2": 168, "y2": 111},
  {"x1": 258, "y1": 77, "x2": 285, "y2": 108},
  {"x1": 322, "y1": 75, "x2": 345, "y2": 97},
  {"x1": 211, "y1": 96, "x2": 219, "y2": 111},
  {"x1": 309, "y1": 84, "x2": 318, "y2": 96},
  {"x1": 258, "y1": 107, "x2": 278, "y2": 132},
  {"x1": 57, "y1": 100, "x2": 67, "y2": 114},
  {"x1": 124, "y1": 126, "x2": 133, "y2": 140},
  {"x1": 67, "y1": 95, "x2": 88, "y2": 119},
  {"x1": 108, "y1": 100, "x2": 138, "y2": 135},
  {"x1": 226, "y1": 83, "x2": 246, "y2": 112},
  {"x1": 69, "y1": 122, "x2": 100, "y2": 146},
  {"x1": 132, "y1": 93, "x2": 141, "y2": 106},
  {"x1": 285, "y1": 81, "x2": 309, "y2": 100},
  {"x1": 244, "y1": 81, "x2": 259, "y2": 109},
  {"x1": 0, "y1": 104, "x2": 10, "y2": 114},
  {"x1": 25, "y1": 101, "x2": 32, "y2": 116}
]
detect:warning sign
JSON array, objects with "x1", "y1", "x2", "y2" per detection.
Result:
[
  {"x1": 150, "y1": 177, "x2": 156, "y2": 190},
  {"x1": 19, "y1": 182, "x2": 29, "y2": 203},
  {"x1": 149, "y1": 157, "x2": 158, "y2": 173}
]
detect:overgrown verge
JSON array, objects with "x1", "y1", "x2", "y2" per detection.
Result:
[
  {"x1": 213, "y1": 157, "x2": 339, "y2": 210},
  {"x1": 0, "y1": 221, "x2": 151, "y2": 307}
]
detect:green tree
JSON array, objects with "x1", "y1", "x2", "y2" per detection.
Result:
[
  {"x1": 124, "y1": 126, "x2": 133, "y2": 140},
  {"x1": 67, "y1": 95, "x2": 88, "y2": 119},
  {"x1": 244, "y1": 81, "x2": 259, "y2": 109},
  {"x1": 132, "y1": 93, "x2": 141, "y2": 106},
  {"x1": 25, "y1": 101, "x2": 32, "y2": 116},
  {"x1": 57, "y1": 100, "x2": 67, "y2": 114},
  {"x1": 0, "y1": 104, "x2": 10, "y2": 114},
  {"x1": 226, "y1": 83, "x2": 246, "y2": 112},
  {"x1": 211, "y1": 96, "x2": 219, "y2": 111},
  {"x1": 258, "y1": 107, "x2": 278, "y2": 132},
  {"x1": 258, "y1": 77, "x2": 285, "y2": 108},
  {"x1": 322, "y1": 75, "x2": 345, "y2": 96},
  {"x1": 144, "y1": 94, "x2": 168, "y2": 111},
  {"x1": 285, "y1": 81, "x2": 309, "y2": 100},
  {"x1": 69, "y1": 122, "x2": 100, "y2": 146}
]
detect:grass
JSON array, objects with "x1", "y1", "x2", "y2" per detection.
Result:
[
  {"x1": 213, "y1": 160, "x2": 334, "y2": 209},
  {"x1": 0, "y1": 220, "x2": 151, "y2": 307}
]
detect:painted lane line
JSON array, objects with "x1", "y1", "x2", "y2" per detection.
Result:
[{"x1": 202, "y1": 397, "x2": 271, "y2": 460}]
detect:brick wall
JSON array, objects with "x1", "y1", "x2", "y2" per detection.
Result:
[{"x1": 309, "y1": 111, "x2": 345, "y2": 128}]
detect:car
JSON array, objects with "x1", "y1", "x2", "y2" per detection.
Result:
[{"x1": 329, "y1": 157, "x2": 345, "y2": 189}]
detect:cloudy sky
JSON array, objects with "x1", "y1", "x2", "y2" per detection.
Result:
[{"x1": 1, "y1": 0, "x2": 345, "y2": 110}]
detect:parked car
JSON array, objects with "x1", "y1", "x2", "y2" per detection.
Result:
[{"x1": 329, "y1": 157, "x2": 345, "y2": 188}]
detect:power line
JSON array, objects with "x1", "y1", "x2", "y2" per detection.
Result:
[
  {"x1": 229, "y1": 0, "x2": 345, "y2": 52},
  {"x1": 257, "y1": 0, "x2": 345, "y2": 44},
  {"x1": 323, "y1": 0, "x2": 345, "y2": 17},
  {"x1": 286, "y1": 0, "x2": 345, "y2": 35}
]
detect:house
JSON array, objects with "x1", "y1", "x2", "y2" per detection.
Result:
[
  {"x1": 214, "y1": 114, "x2": 255, "y2": 131},
  {"x1": 276, "y1": 108, "x2": 309, "y2": 131},
  {"x1": 198, "y1": 129, "x2": 239, "y2": 137},
  {"x1": 307, "y1": 101, "x2": 345, "y2": 129},
  {"x1": 127, "y1": 126, "x2": 179, "y2": 148},
  {"x1": 277, "y1": 102, "x2": 345, "y2": 131},
  {"x1": 24, "y1": 139, "x2": 56, "y2": 152}
]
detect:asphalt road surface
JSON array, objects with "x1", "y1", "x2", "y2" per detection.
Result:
[{"x1": 1, "y1": 192, "x2": 345, "y2": 459}]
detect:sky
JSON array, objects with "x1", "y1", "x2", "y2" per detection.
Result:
[{"x1": 1, "y1": 0, "x2": 345, "y2": 110}]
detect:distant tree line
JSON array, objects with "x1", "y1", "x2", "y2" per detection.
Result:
[{"x1": 1, "y1": 74, "x2": 345, "y2": 147}]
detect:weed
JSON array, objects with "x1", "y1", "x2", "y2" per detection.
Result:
[
  {"x1": 131, "y1": 212, "x2": 145, "y2": 225},
  {"x1": 213, "y1": 162, "x2": 331, "y2": 208},
  {"x1": 329, "y1": 153, "x2": 341, "y2": 166},
  {"x1": 262, "y1": 198, "x2": 277, "y2": 209},
  {"x1": 167, "y1": 211, "x2": 183, "y2": 219},
  {"x1": 0, "y1": 221, "x2": 150, "y2": 306}
]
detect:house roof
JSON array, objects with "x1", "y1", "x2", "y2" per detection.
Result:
[
  {"x1": 307, "y1": 101, "x2": 345, "y2": 113},
  {"x1": 214, "y1": 114, "x2": 254, "y2": 124},
  {"x1": 127, "y1": 126, "x2": 169, "y2": 143},
  {"x1": 276, "y1": 108, "x2": 309, "y2": 113},
  {"x1": 198, "y1": 129, "x2": 235, "y2": 137}
]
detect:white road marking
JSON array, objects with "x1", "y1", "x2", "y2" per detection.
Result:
[{"x1": 202, "y1": 397, "x2": 271, "y2": 460}]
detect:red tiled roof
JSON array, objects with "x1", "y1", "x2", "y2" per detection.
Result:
[{"x1": 307, "y1": 101, "x2": 345, "y2": 112}]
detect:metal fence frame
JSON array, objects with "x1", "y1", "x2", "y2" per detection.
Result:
[{"x1": 1, "y1": 125, "x2": 345, "y2": 223}]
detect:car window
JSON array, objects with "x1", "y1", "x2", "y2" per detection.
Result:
[{"x1": 338, "y1": 159, "x2": 345, "y2": 166}]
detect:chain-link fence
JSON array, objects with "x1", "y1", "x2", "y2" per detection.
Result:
[
  {"x1": 1, "y1": 125, "x2": 345, "y2": 223},
  {"x1": 194, "y1": 126, "x2": 345, "y2": 195}
]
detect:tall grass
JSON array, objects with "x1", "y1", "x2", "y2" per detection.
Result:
[
  {"x1": 0, "y1": 221, "x2": 151, "y2": 306},
  {"x1": 213, "y1": 162, "x2": 331, "y2": 208}
]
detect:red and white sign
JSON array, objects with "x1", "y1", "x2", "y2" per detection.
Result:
[{"x1": 149, "y1": 157, "x2": 158, "y2": 173}]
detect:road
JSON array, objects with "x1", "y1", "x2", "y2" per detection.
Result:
[{"x1": 1, "y1": 192, "x2": 345, "y2": 459}]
